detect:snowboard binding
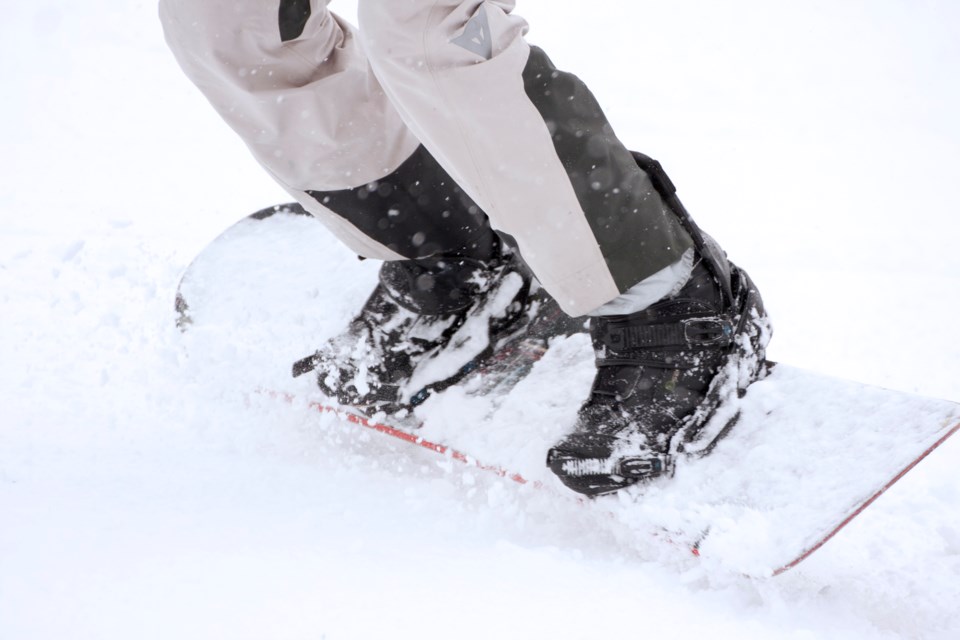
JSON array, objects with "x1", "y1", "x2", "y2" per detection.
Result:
[{"x1": 293, "y1": 247, "x2": 580, "y2": 415}]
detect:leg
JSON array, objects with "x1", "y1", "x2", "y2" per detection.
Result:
[
  {"x1": 161, "y1": 0, "x2": 550, "y2": 411},
  {"x1": 159, "y1": 0, "x2": 498, "y2": 263},
  {"x1": 358, "y1": 0, "x2": 771, "y2": 494},
  {"x1": 358, "y1": 0, "x2": 695, "y2": 317}
]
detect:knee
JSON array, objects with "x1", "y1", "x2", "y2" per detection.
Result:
[
  {"x1": 159, "y1": 0, "x2": 268, "y2": 66},
  {"x1": 161, "y1": 0, "x2": 345, "y2": 88}
]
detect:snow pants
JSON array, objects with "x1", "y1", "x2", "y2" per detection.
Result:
[{"x1": 159, "y1": 0, "x2": 694, "y2": 316}]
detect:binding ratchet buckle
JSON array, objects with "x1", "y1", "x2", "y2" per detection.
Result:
[
  {"x1": 682, "y1": 317, "x2": 733, "y2": 347},
  {"x1": 550, "y1": 452, "x2": 675, "y2": 481}
]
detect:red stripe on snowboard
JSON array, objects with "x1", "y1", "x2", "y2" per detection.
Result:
[
  {"x1": 772, "y1": 419, "x2": 960, "y2": 576},
  {"x1": 269, "y1": 390, "x2": 539, "y2": 487}
]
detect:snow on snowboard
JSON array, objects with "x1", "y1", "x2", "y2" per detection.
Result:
[{"x1": 175, "y1": 203, "x2": 960, "y2": 577}]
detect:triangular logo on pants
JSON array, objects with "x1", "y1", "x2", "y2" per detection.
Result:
[{"x1": 451, "y1": 5, "x2": 492, "y2": 60}]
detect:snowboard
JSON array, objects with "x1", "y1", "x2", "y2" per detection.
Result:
[{"x1": 176, "y1": 203, "x2": 960, "y2": 577}]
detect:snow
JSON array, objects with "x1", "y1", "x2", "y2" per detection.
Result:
[{"x1": 2, "y1": 1, "x2": 960, "y2": 639}]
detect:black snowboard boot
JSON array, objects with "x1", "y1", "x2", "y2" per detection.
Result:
[
  {"x1": 293, "y1": 246, "x2": 538, "y2": 413},
  {"x1": 546, "y1": 154, "x2": 772, "y2": 497}
]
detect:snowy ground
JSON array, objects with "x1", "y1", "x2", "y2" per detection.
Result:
[{"x1": 2, "y1": 2, "x2": 960, "y2": 639}]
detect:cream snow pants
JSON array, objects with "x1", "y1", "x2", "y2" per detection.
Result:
[{"x1": 159, "y1": 0, "x2": 694, "y2": 316}]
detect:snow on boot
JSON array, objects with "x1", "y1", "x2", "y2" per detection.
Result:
[
  {"x1": 292, "y1": 250, "x2": 536, "y2": 413},
  {"x1": 546, "y1": 252, "x2": 771, "y2": 497}
]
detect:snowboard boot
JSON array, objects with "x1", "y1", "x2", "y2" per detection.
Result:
[
  {"x1": 293, "y1": 246, "x2": 539, "y2": 413},
  {"x1": 546, "y1": 252, "x2": 770, "y2": 496},
  {"x1": 546, "y1": 153, "x2": 772, "y2": 497}
]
